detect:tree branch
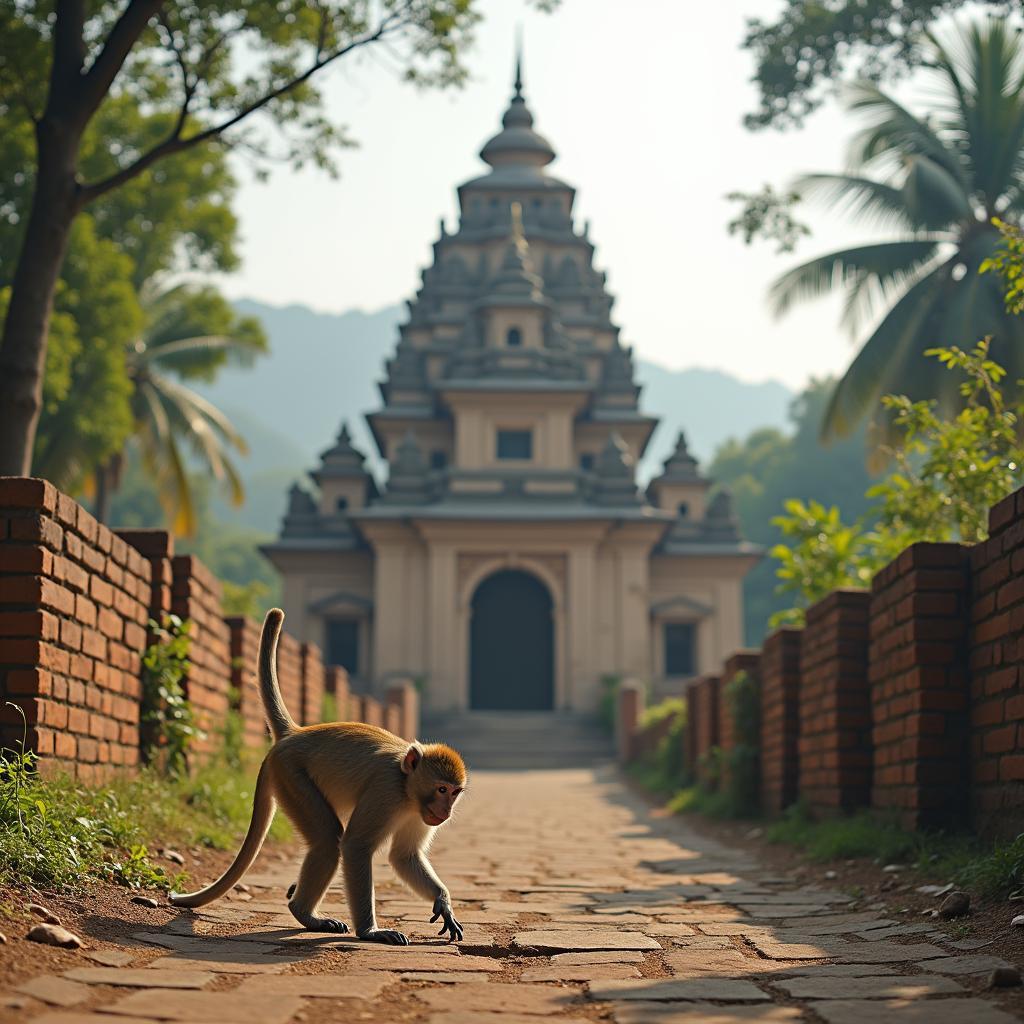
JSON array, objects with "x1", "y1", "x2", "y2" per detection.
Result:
[
  {"x1": 77, "y1": 0, "x2": 167, "y2": 119},
  {"x1": 79, "y1": 10, "x2": 408, "y2": 204}
]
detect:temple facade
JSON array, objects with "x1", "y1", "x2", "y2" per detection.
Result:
[{"x1": 264, "y1": 64, "x2": 759, "y2": 713}]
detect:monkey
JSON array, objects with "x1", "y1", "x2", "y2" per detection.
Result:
[{"x1": 169, "y1": 608, "x2": 467, "y2": 945}]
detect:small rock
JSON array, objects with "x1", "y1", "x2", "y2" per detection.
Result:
[
  {"x1": 162, "y1": 849, "x2": 185, "y2": 865},
  {"x1": 882, "y1": 864, "x2": 905, "y2": 873},
  {"x1": 923, "y1": 909, "x2": 940, "y2": 918},
  {"x1": 27, "y1": 923, "x2": 83, "y2": 948},
  {"x1": 1011, "y1": 914, "x2": 1024, "y2": 928},
  {"x1": 880, "y1": 877, "x2": 899, "y2": 892},
  {"x1": 938, "y1": 891, "x2": 971, "y2": 919},
  {"x1": 131, "y1": 895, "x2": 160, "y2": 908},
  {"x1": 28, "y1": 902, "x2": 61, "y2": 925},
  {"x1": 1, "y1": 996, "x2": 27, "y2": 1010},
  {"x1": 745, "y1": 827, "x2": 764, "y2": 840},
  {"x1": 988, "y1": 966, "x2": 1022, "y2": 989},
  {"x1": 917, "y1": 883, "x2": 953, "y2": 896},
  {"x1": 233, "y1": 883, "x2": 250, "y2": 894},
  {"x1": 824, "y1": 870, "x2": 837, "y2": 880},
  {"x1": 0, "y1": 932, "x2": 6, "y2": 943}
]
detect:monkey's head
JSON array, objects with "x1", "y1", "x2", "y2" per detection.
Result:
[{"x1": 401, "y1": 742, "x2": 467, "y2": 827}]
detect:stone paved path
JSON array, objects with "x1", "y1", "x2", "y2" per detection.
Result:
[{"x1": 8, "y1": 766, "x2": 1023, "y2": 1023}]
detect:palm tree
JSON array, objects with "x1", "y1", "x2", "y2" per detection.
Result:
[
  {"x1": 94, "y1": 283, "x2": 266, "y2": 535},
  {"x1": 771, "y1": 19, "x2": 1024, "y2": 441}
]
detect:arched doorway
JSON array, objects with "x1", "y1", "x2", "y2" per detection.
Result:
[{"x1": 469, "y1": 569, "x2": 554, "y2": 710}]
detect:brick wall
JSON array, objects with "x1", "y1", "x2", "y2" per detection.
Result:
[
  {"x1": 169, "y1": 556, "x2": 231, "y2": 759},
  {"x1": 688, "y1": 675, "x2": 720, "y2": 785},
  {"x1": 869, "y1": 543, "x2": 971, "y2": 829},
  {"x1": 969, "y1": 489, "x2": 1024, "y2": 837},
  {"x1": 300, "y1": 643, "x2": 325, "y2": 727},
  {"x1": 0, "y1": 478, "x2": 149, "y2": 780},
  {"x1": 798, "y1": 589, "x2": 872, "y2": 814},
  {"x1": 719, "y1": 650, "x2": 761, "y2": 755},
  {"x1": 760, "y1": 627, "x2": 801, "y2": 814},
  {"x1": 385, "y1": 680, "x2": 420, "y2": 740},
  {"x1": 225, "y1": 616, "x2": 266, "y2": 748}
]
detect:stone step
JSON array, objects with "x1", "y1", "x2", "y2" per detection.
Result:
[{"x1": 421, "y1": 711, "x2": 614, "y2": 769}]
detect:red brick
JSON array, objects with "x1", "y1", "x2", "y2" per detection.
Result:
[
  {"x1": 0, "y1": 477, "x2": 57, "y2": 511},
  {"x1": 0, "y1": 544, "x2": 53, "y2": 575}
]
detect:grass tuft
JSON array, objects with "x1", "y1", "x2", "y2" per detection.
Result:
[{"x1": 0, "y1": 745, "x2": 290, "y2": 892}]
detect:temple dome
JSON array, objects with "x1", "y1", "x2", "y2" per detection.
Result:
[{"x1": 478, "y1": 57, "x2": 556, "y2": 170}]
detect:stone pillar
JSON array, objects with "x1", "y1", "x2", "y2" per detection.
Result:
[
  {"x1": 225, "y1": 616, "x2": 266, "y2": 748},
  {"x1": 386, "y1": 679, "x2": 420, "y2": 740},
  {"x1": 760, "y1": 627, "x2": 802, "y2": 814},
  {"x1": 798, "y1": 589, "x2": 871, "y2": 814},
  {"x1": 616, "y1": 679, "x2": 644, "y2": 763}
]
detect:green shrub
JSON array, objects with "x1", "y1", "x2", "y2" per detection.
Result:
[
  {"x1": 0, "y1": 700, "x2": 288, "y2": 891},
  {"x1": 141, "y1": 615, "x2": 204, "y2": 774},
  {"x1": 322, "y1": 691, "x2": 338, "y2": 724},
  {"x1": 721, "y1": 670, "x2": 760, "y2": 817},
  {"x1": 630, "y1": 698, "x2": 688, "y2": 795}
]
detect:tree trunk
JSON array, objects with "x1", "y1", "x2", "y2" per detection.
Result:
[{"x1": 0, "y1": 121, "x2": 81, "y2": 477}]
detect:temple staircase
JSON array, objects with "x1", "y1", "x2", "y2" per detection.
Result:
[{"x1": 419, "y1": 710, "x2": 615, "y2": 770}]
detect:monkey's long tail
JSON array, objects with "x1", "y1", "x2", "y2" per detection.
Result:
[
  {"x1": 169, "y1": 760, "x2": 276, "y2": 908},
  {"x1": 259, "y1": 607, "x2": 298, "y2": 742}
]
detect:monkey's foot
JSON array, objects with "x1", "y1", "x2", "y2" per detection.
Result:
[
  {"x1": 359, "y1": 928, "x2": 410, "y2": 946},
  {"x1": 300, "y1": 916, "x2": 350, "y2": 933},
  {"x1": 288, "y1": 904, "x2": 350, "y2": 933}
]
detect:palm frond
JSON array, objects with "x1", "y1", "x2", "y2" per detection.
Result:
[
  {"x1": 793, "y1": 173, "x2": 918, "y2": 232},
  {"x1": 845, "y1": 83, "x2": 969, "y2": 192},
  {"x1": 822, "y1": 260, "x2": 952, "y2": 438},
  {"x1": 901, "y1": 155, "x2": 975, "y2": 227},
  {"x1": 769, "y1": 239, "x2": 944, "y2": 323}
]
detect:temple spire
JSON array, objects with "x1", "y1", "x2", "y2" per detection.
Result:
[{"x1": 513, "y1": 31, "x2": 524, "y2": 99}]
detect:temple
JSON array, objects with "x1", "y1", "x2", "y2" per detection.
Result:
[{"x1": 263, "y1": 60, "x2": 760, "y2": 712}]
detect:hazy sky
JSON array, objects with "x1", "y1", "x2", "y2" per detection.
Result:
[{"x1": 220, "y1": 0, "x2": 882, "y2": 390}]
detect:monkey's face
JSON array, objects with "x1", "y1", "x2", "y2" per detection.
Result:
[{"x1": 421, "y1": 782, "x2": 463, "y2": 827}]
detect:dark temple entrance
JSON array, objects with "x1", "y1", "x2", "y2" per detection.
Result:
[{"x1": 469, "y1": 569, "x2": 554, "y2": 710}]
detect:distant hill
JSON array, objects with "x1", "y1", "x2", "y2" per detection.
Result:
[{"x1": 195, "y1": 299, "x2": 793, "y2": 531}]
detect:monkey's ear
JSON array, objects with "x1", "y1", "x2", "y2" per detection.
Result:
[{"x1": 401, "y1": 743, "x2": 423, "y2": 775}]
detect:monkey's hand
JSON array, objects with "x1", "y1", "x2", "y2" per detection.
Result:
[{"x1": 430, "y1": 895, "x2": 464, "y2": 942}]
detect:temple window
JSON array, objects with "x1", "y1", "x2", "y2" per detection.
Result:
[
  {"x1": 664, "y1": 622, "x2": 696, "y2": 676},
  {"x1": 430, "y1": 450, "x2": 448, "y2": 470},
  {"x1": 497, "y1": 429, "x2": 533, "y2": 461},
  {"x1": 677, "y1": 502, "x2": 689, "y2": 518},
  {"x1": 336, "y1": 496, "x2": 349, "y2": 512},
  {"x1": 579, "y1": 453, "x2": 595, "y2": 471},
  {"x1": 506, "y1": 326, "x2": 523, "y2": 347}
]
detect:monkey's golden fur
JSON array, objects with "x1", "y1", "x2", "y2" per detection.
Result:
[{"x1": 169, "y1": 609, "x2": 467, "y2": 945}]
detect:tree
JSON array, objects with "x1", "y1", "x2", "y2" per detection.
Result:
[
  {"x1": 742, "y1": 0, "x2": 1019, "y2": 130},
  {"x1": 709, "y1": 380, "x2": 875, "y2": 643},
  {"x1": 769, "y1": 341, "x2": 1024, "y2": 625},
  {"x1": 769, "y1": 20, "x2": 1024, "y2": 441},
  {"x1": 93, "y1": 282, "x2": 267, "y2": 534},
  {"x1": 0, "y1": 1, "x2": 484, "y2": 477}
]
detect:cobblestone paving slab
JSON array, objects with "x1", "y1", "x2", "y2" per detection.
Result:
[
  {"x1": 98, "y1": 990, "x2": 304, "y2": 1023},
  {"x1": 25, "y1": 766, "x2": 1024, "y2": 1024},
  {"x1": 610, "y1": 1005, "x2": 803, "y2": 1023},
  {"x1": 813, "y1": 998, "x2": 1022, "y2": 1023},
  {"x1": 14, "y1": 976, "x2": 91, "y2": 1007},
  {"x1": 233, "y1": 974, "x2": 395, "y2": 997},
  {"x1": 916, "y1": 955, "x2": 1017, "y2": 975},
  {"x1": 588, "y1": 977, "x2": 771, "y2": 1002},
  {"x1": 61, "y1": 968, "x2": 215, "y2": 989},
  {"x1": 775, "y1": 975, "x2": 966, "y2": 998},
  {"x1": 413, "y1": 981, "x2": 581, "y2": 1014},
  {"x1": 512, "y1": 929, "x2": 661, "y2": 951},
  {"x1": 31, "y1": 1015, "x2": 158, "y2": 1024}
]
